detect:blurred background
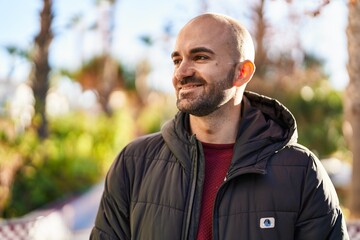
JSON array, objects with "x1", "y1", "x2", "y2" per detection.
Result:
[{"x1": 0, "y1": 0, "x2": 360, "y2": 239}]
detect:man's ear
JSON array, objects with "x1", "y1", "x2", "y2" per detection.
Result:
[{"x1": 234, "y1": 60, "x2": 255, "y2": 87}]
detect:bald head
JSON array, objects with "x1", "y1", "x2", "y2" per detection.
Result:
[
  {"x1": 180, "y1": 13, "x2": 255, "y2": 62},
  {"x1": 171, "y1": 13, "x2": 256, "y2": 117}
]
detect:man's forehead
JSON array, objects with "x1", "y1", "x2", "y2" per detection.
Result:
[
  {"x1": 171, "y1": 47, "x2": 215, "y2": 58},
  {"x1": 175, "y1": 21, "x2": 228, "y2": 50},
  {"x1": 173, "y1": 37, "x2": 220, "y2": 58},
  {"x1": 181, "y1": 16, "x2": 226, "y2": 36}
]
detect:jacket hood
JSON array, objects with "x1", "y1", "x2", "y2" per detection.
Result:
[
  {"x1": 230, "y1": 91, "x2": 298, "y2": 175},
  {"x1": 161, "y1": 91, "x2": 298, "y2": 173}
]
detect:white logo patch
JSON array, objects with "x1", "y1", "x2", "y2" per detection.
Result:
[{"x1": 260, "y1": 217, "x2": 275, "y2": 229}]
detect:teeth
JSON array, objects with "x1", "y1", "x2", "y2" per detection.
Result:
[
  {"x1": 182, "y1": 84, "x2": 200, "y2": 89},
  {"x1": 183, "y1": 86, "x2": 195, "y2": 89}
]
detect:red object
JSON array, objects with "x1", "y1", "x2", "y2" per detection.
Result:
[{"x1": 196, "y1": 142, "x2": 234, "y2": 240}]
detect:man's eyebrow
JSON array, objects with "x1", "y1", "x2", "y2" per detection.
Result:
[
  {"x1": 190, "y1": 47, "x2": 215, "y2": 55},
  {"x1": 171, "y1": 47, "x2": 215, "y2": 58},
  {"x1": 171, "y1": 51, "x2": 180, "y2": 58}
]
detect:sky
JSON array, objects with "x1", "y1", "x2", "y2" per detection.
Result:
[{"x1": 0, "y1": 0, "x2": 349, "y2": 93}]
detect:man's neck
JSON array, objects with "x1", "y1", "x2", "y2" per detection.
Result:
[{"x1": 189, "y1": 102, "x2": 241, "y2": 144}]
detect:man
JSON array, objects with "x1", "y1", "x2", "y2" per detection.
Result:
[{"x1": 90, "y1": 13, "x2": 349, "y2": 239}]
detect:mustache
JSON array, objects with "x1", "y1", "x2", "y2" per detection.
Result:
[{"x1": 179, "y1": 76, "x2": 206, "y2": 85}]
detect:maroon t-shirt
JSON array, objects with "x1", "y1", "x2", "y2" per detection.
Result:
[{"x1": 196, "y1": 142, "x2": 234, "y2": 240}]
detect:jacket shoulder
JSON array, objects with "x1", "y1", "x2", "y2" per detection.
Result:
[
  {"x1": 270, "y1": 143, "x2": 318, "y2": 167},
  {"x1": 124, "y1": 132, "x2": 164, "y2": 155},
  {"x1": 108, "y1": 132, "x2": 167, "y2": 183}
]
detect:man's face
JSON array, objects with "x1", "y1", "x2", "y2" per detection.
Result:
[{"x1": 171, "y1": 19, "x2": 237, "y2": 116}]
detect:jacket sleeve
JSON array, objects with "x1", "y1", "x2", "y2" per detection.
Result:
[
  {"x1": 295, "y1": 153, "x2": 349, "y2": 240},
  {"x1": 90, "y1": 151, "x2": 131, "y2": 240}
]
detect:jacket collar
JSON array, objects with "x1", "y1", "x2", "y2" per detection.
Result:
[
  {"x1": 228, "y1": 91, "x2": 297, "y2": 176},
  {"x1": 161, "y1": 91, "x2": 298, "y2": 173}
]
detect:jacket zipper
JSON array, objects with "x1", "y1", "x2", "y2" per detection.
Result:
[
  {"x1": 183, "y1": 137, "x2": 200, "y2": 240},
  {"x1": 212, "y1": 168, "x2": 266, "y2": 240}
]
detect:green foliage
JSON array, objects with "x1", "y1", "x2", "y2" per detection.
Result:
[
  {"x1": 136, "y1": 94, "x2": 177, "y2": 134},
  {"x1": 1, "y1": 76, "x2": 345, "y2": 218},
  {"x1": 276, "y1": 80, "x2": 345, "y2": 158},
  {"x1": 249, "y1": 50, "x2": 345, "y2": 159},
  {"x1": 2, "y1": 110, "x2": 137, "y2": 218},
  {"x1": 121, "y1": 65, "x2": 136, "y2": 90}
]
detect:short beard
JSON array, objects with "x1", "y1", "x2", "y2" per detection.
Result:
[{"x1": 176, "y1": 66, "x2": 236, "y2": 116}]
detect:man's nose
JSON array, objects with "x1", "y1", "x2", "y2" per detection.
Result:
[{"x1": 174, "y1": 61, "x2": 195, "y2": 80}]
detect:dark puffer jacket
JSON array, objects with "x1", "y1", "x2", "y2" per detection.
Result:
[{"x1": 90, "y1": 91, "x2": 349, "y2": 240}]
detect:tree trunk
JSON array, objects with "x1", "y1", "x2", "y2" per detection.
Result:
[
  {"x1": 345, "y1": 0, "x2": 360, "y2": 218},
  {"x1": 252, "y1": 0, "x2": 268, "y2": 76},
  {"x1": 97, "y1": 0, "x2": 117, "y2": 115},
  {"x1": 30, "y1": 0, "x2": 53, "y2": 138}
]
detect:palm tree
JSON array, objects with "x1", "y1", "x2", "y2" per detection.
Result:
[{"x1": 30, "y1": 0, "x2": 53, "y2": 138}]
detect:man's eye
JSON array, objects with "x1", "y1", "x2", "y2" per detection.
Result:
[
  {"x1": 173, "y1": 59, "x2": 181, "y2": 65},
  {"x1": 194, "y1": 55, "x2": 208, "y2": 61}
]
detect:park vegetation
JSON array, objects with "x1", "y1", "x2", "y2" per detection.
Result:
[{"x1": 0, "y1": 0, "x2": 358, "y2": 219}]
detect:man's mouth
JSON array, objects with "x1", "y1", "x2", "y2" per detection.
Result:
[
  {"x1": 177, "y1": 76, "x2": 206, "y2": 95},
  {"x1": 180, "y1": 83, "x2": 203, "y2": 90}
]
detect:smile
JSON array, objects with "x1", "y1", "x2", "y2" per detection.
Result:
[{"x1": 179, "y1": 83, "x2": 203, "y2": 91}]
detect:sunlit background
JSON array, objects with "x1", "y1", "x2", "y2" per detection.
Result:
[{"x1": 1, "y1": 0, "x2": 359, "y2": 239}]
